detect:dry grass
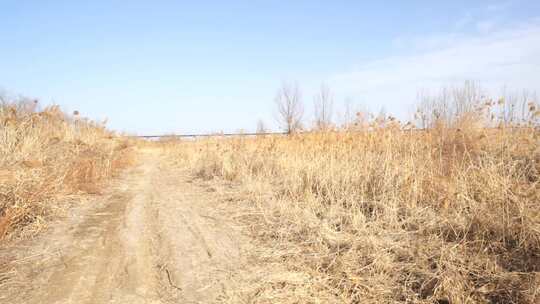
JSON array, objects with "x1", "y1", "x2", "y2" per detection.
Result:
[
  {"x1": 0, "y1": 97, "x2": 133, "y2": 241},
  {"x1": 167, "y1": 103, "x2": 539, "y2": 303}
]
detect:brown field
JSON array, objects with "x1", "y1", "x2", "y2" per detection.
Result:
[
  {"x1": 164, "y1": 108, "x2": 539, "y2": 302},
  {"x1": 1, "y1": 90, "x2": 539, "y2": 303}
]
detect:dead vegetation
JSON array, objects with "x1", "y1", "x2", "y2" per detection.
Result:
[
  {"x1": 0, "y1": 96, "x2": 133, "y2": 241},
  {"x1": 167, "y1": 86, "x2": 540, "y2": 303}
]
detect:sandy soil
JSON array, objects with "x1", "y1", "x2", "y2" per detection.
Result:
[{"x1": 0, "y1": 148, "x2": 259, "y2": 304}]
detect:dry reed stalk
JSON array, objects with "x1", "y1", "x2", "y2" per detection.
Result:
[
  {"x1": 166, "y1": 100, "x2": 539, "y2": 303},
  {"x1": 0, "y1": 97, "x2": 134, "y2": 241}
]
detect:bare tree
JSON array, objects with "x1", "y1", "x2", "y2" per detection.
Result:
[
  {"x1": 313, "y1": 84, "x2": 334, "y2": 130},
  {"x1": 498, "y1": 89, "x2": 539, "y2": 125},
  {"x1": 256, "y1": 119, "x2": 267, "y2": 134},
  {"x1": 338, "y1": 98, "x2": 354, "y2": 128},
  {"x1": 375, "y1": 106, "x2": 388, "y2": 127},
  {"x1": 275, "y1": 82, "x2": 304, "y2": 134},
  {"x1": 337, "y1": 98, "x2": 367, "y2": 130},
  {"x1": 416, "y1": 81, "x2": 484, "y2": 128}
]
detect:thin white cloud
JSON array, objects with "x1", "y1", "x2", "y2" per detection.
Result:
[
  {"x1": 487, "y1": 1, "x2": 514, "y2": 12},
  {"x1": 328, "y1": 20, "x2": 540, "y2": 117},
  {"x1": 476, "y1": 20, "x2": 497, "y2": 33},
  {"x1": 392, "y1": 32, "x2": 466, "y2": 52},
  {"x1": 454, "y1": 12, "x2": 474, "y2": 30}
]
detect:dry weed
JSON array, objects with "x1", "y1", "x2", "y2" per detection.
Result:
[
  {"x1": 167, "y1": 102, "x2": 539, "y2": 303},
  {"x1": 0, "y1": 97, "x2": 134, "y2": 241}
]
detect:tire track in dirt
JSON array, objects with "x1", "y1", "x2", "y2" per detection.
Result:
[{"x1": 0, "y1": 148, "x2": 251, "y2": 304}]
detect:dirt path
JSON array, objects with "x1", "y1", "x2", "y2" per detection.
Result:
[{"x1": 0, "y1": 148, "x2": 256, "y2": 304}]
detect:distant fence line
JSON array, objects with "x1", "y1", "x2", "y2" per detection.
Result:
[
  {"x1": 133, "y1": 132, "x2": 288, "y2": 139},
  {"x1": 131, "y1": 125, "x2": 539, "y2": 140}
]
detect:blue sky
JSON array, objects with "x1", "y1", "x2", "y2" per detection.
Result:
[{"x1": 1, "y1": 1, "x2": 539, "y2": 134}]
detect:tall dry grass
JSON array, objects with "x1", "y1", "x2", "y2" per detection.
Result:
[
  {"x1": 169, "y1": 97, "x2": 539, "y2": 303},
  {"x1": 0, "y1": 96, "x2": 133, "y2": 240}
]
